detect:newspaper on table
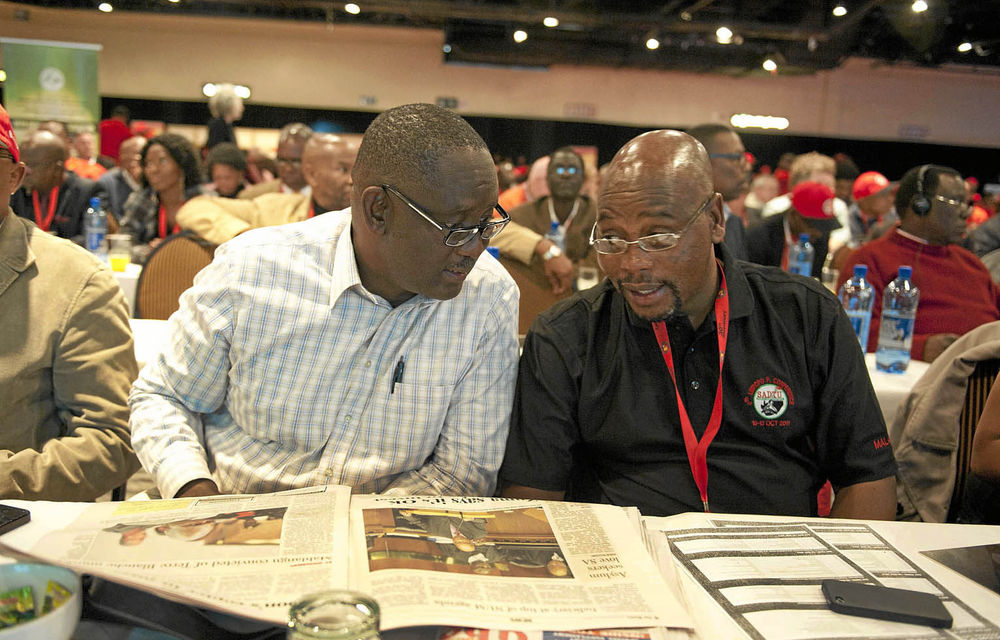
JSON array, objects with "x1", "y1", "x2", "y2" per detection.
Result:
[
  {"x1": 350, "y1": 494, "x2": 692, "y2": 632},
  {"x1": 0, "y1": 488, "x2": 692, "y2": 633},
  {"x1": 1, "y1": 484, "x2": 351, "y2": 624},
  {"x1": 644, "y1": 513, "x2": 1000, "y2": 640}
]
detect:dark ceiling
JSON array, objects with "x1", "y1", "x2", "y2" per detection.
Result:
[{"x1": 11, "y1": 0, "x2": 1000, "y2": 74}]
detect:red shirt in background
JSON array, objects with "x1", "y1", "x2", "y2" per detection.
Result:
[{"x1": 99, "y1": 118, "x2": 131, "y2": 161}]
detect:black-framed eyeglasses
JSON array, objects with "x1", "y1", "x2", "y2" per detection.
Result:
[
  {"x1": 381, "y1": 184, "x2": 510, "y2": 247},
  {"x1": 589, "y1": 194, "x2": 714, "y2": 255},
  {"x1": 0, "y1": 149, "x2": 15, "y2": 162}
]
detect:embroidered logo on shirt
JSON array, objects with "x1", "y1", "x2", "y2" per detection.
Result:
[{"x1": 745, "y1": 377, "x2": 795, "y2": 426}]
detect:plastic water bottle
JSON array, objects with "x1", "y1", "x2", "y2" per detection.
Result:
[
  {"x1": 838, "y1": 264, "x2": 874, "y2": 352},
  {"x1": 787, "y1": 233, "x2": 814, "y2": 277},
  {"x1": 84, "y1": 197, "x2": 108, "y2": 262},
  {"x1": 876, "y1": 265, "x2": 920, "y2": 373},
  {"x1": 486, "y1": 246, "x2": 500, "y2": 259},
  {"x1": 546, "y1": 220, "x2": 565, "y2": 252}
]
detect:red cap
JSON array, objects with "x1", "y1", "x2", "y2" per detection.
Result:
[
  {"x1": 0, "y1": 103, "x2": 18, "y2": 163},
  {"x1": 791, "y1": 181, "x2": 840, "y2": 231},
  {"x1": 852, "y1": 171, "x2": 890, "y2": 201}
]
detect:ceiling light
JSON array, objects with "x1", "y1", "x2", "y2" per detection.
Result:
[
  {"x1": 168, "y1": 0, "x2": 180, "y2": 3},
  {"x1": 202, "y1": 83, "x2": 218, "y2": 97},
  {"x1": 0, "y1": 70, "x2": 6, "y2": 83},
  {"x1": 543, "y1": 16, "x2": 559, "y2": 28},
  {"x1": 646, "y1": 37, "x2": 660, "y2": 50},
  {"x1": 832, "y1": 5, "x2": 847, "y2": 17},
  {"x1": 957, "y1": 41, "x2": 973, "y2": 53},
  {"x1": 234, "y1": 85, "x2": 251, "y2": 99},
  {"x1": 762, "y1": 58, "x2": 777, "y2": 72},
  {"x1": 730, "y1": 114, "x2": 789, "y2": 130},
  {"x1": 98, "y1": 2, "x2": 113, "y2": 12},
  {"x1": 344, "y1": 3, "x2": 360, "y2": 14},
  {"x1": 513, "y1": 29, "x2": 528, "y2": 43},
  {"x1": 716, "y1": 26, "x2": 733, "y2": 44},
  {"x1": 911, "y1": 0, "x2": 928, "y2": 12}
]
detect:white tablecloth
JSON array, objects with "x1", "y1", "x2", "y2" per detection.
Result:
[
  {"x1": 112, "y1": 263, "x2": 142, "y2": 315},
  {"x1": 129, "y1": 318, "x2": 169, "y2": 370},
  {"x1": 866, "y1": 352, "x2": 930, "y2": 427}
]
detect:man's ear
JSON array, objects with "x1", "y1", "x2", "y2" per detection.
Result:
[
  {"x1": 709, "y1": 192, "x2": 727, "y2": 244},
  {"x1": 9, "y1": 162, "x2": 26, "y2": 194},
  {"x1": 360, "y1": 185, "x2": 389, "y2": 235}
]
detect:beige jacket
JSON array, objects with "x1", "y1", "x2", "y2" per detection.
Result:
[
  {"x1": 0, "y1": 213, "x2": 139, "y2": 500},
  {"x1": 237, "y1": 179, "x2": 281, "y2": 200},
  {"x1": 177, "y1": 193, "x2": 312, "y2": 245}
]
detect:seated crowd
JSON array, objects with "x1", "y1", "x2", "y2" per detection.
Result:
[{"x1": 3, "y1": 99, "x2": 1000, "y2": 528}]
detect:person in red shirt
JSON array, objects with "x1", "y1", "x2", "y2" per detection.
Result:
[
  {"x1": 838, "y1": 164, "x2": 1000, "y2": 362},
  {"x1": 99, "y1": 105, "x2": 132, "y2": 163}
]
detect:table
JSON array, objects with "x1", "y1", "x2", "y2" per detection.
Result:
[
  {"x1": 129, "y1": 318, "x2": 169, "y2": 370},
  {"x1": 866, "y1": 352, "x2": 930, "y2": 427},
  {"x1": 112, "y1": 263, "x2": 142, "y2": 315}
]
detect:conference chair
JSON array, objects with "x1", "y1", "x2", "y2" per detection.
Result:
[
  {"x1": 497, "y1": 255, "x2": 573, "y2": 334},
  {"x1": 892, "y1": 321, "x2": 1000, "y2": 522},
  {"x1": 134, "y1": 231, "x2": 216, "y2": 320}
]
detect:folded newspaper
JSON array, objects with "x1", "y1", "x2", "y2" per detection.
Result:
[{"x1": 0, "y1": 485, "x2": 692, "y2": 633}]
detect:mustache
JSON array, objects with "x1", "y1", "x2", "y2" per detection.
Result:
[{"x1": 446, "y1": 258, "x2": 477, "y2": 272}]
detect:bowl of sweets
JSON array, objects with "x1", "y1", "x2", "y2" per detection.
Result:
[{"x1": 0, "y1": 563, "x2": 80, "y2": 639}]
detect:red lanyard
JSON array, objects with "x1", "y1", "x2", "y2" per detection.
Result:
[
  {"x1": 32, "y1": 187, "x2": 59, "y2": 231},
  {"x1": 651, "y1": 260, "x2": 729, "y2": 513},
  {"x1": 157, "y1": 205, "x2": 179, "y2": 239},
  {"x1": 307, "y1": 202, "x2": 315, "y2": 219}
]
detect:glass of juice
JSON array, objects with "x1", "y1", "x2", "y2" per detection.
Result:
[{"x1": 107, "y1": 234, "x2": 132, "y2": 272}]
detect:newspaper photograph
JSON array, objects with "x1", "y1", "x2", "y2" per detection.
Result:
[
  {"x1": 4, "y1": 484, "x2": 351, "y2": 624},
  {"x1": 644, "y1": 514, "x2": 1000, "y2": 640},
  {"x1": 350, "y1": 495, "x2": 693, "y2": 632}
]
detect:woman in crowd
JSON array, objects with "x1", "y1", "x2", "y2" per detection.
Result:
[
  {"x1": 121, "y1": 132, "x2": 203, "y2": 262},
  {"x1": 205, "y1": 84, "x2": 243, "y2": 150},
  {"x1": 205, "y1": 142, "x2": 246, "y2": 198}
]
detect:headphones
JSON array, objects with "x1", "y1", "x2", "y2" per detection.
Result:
[{"x1": 911, "y1": 164, "x2": 932, "y2": 216}]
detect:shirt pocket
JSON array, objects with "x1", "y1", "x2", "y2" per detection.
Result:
[{"x1": 366, "y1": 380, "x2": 455, "y2": 472}]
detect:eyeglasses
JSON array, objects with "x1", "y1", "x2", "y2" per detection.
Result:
[
  {"x1": 589, "y1": 194, "x2": 713, "y2": 255},
  {"x1": 0, "y1": 148, "x2": 14, "y2": 162},
  {"x1": 933, "y1": 194, "x2": 969, "y2": 208},
  {"x1": 381, "y1": 184, "x2": 511, "y2": 247},
  {"x1": 552, "y1": 166, "x2": 579, "y2": 176},
  {"x1": 277, "y1": 156, "x2": 302, "y2": 167},
  {"x1": 708, "y1": 152, "x2": 747, "y2": 163}
]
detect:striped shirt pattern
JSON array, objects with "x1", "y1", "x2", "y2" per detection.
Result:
[{"x1": 130, "y1": 210, "x2": 520, "y2": 499}]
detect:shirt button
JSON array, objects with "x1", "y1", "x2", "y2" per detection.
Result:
[
  {"x1": 690, "y1": 380, "x2": 701, "y2": 390},
  {"x1": 325, "y1": 470, "x2": 334, "y2": 478},
  {"x1": 689, "y1": 347, "x2": 695, "y2": 353},
  {"x1": 365, "y1": 360, "x2": 372, "y2": 367},
  {"x1": 345, "y1": 415, "x2": 352, "y2": 423}
]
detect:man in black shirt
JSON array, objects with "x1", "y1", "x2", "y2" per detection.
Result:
[{"x1": 500, "y1": 130, "x2": 896, "y2": 519}]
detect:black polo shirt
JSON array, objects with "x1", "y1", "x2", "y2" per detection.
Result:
[{"x1": 500, "y1": 244, "x2": 895, "y2": 517}]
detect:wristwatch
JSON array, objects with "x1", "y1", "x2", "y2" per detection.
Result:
[{"x1": 542, "y1": 245, "x2": 563, "y2": 261}]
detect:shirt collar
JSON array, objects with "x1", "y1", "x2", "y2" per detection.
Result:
[
  {"x1": 327, "y1": 211, "x2": 439, "y2": 309},
  {"x1": 621, "y1": 241, "x2": 753, "y2": 329}
]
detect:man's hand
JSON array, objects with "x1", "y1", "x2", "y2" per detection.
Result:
[
  {"x1": 535, "y1": 239, "x2": 574, "y2": 294},
  {"x1": 175, "y1": 478, "x2": 222, "y2": 498},
  {"x1": 923, "y1": 333, "x2": 959, "y2": 362}
]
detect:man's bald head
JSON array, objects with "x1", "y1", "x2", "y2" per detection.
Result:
[
  {"x1": 597, "y1": 130, "x2": 724, "y2": 326},
  {"x1": 21, "y1": 130, "x2": 68, "y2": 192},
  {"x1": 601, "y1": 130, "x2": 713, "y2": 207},
  {"x1": 303, "y1": 133, "x2": 360, "y2": 212}
]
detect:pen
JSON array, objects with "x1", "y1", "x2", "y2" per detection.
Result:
[{"x1": 390, "y1": 357, "x2": 405, "y2": 394}]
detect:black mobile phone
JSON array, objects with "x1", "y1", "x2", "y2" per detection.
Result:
[
  {"x1": 0, "y1": 504, "x2": 30, "y2": 536},
  {"x1": 821, "y1": 579, "x2": 952, "y2": 628}
]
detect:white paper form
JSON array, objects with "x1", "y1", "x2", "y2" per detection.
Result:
[{"x1": 651, "y1": 518, "x2": 1000, "y2": 640}]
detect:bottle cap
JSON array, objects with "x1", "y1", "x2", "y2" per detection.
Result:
[
  {"x1": 853, "y1": 264, "x2": 867, "y2": 278},
  {"x1": 89, "y1": 197, "x2": 101, "y2": 209},
  {"x1": 550, "y1": 221, "x2": 560, "y2": 233},
  {"x1": 798, "y1": 233, "x2": 810, "y2": 243},
  {"x1": 898, "y1": 265, "x2": 912, "y2": 280},
  {"x1": 486, "y1": 246, "x2": 499, "y2": 259}
]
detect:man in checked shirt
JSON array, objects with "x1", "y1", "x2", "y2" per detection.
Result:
[{"x1": 130, "y1": 103, "x2": 519, "y2": 499}]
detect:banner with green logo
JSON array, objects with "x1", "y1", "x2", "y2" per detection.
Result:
[{"x1": 0, "y1": 37, "x2": 101, "y2": 136}]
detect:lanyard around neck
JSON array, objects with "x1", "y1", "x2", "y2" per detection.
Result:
[
  {"x1": 650, "y1": 260, "x2": 730, "y2": 513},
  {"x1": 548, "y1": 196, "x2": 580, "y2": 232},
  {"x1": 158, "y1": 204, "x2": 179, "y2": 239},
  {"x1": 32, "y1": 187, "x2": 59, "y2": 231}
]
